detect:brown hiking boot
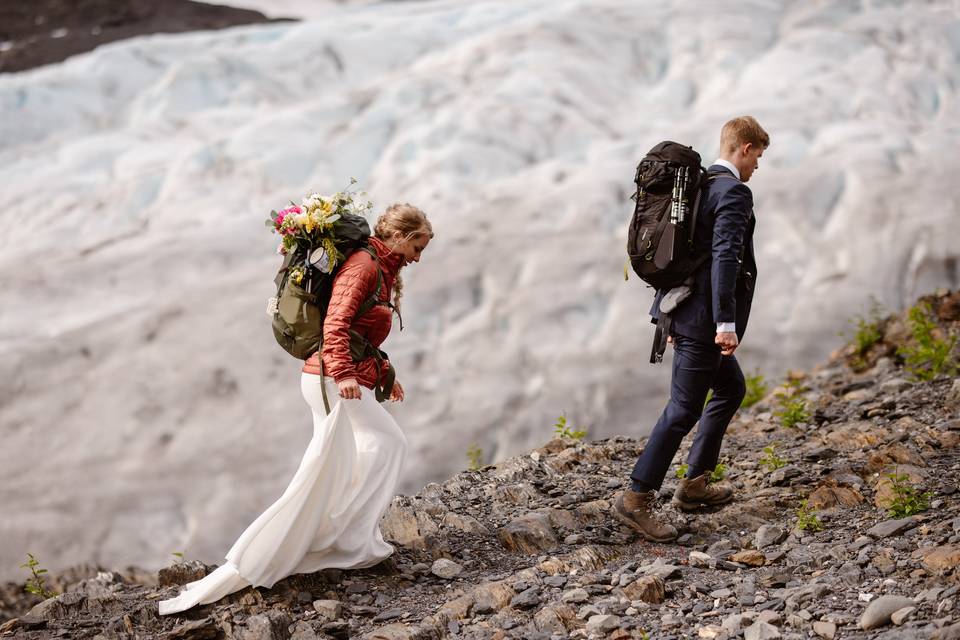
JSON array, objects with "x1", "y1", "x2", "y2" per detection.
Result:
[
  {"x1": 673, "y1": 473, "x2": 734, "y2": 512},
  {"x1": 613, "y1": 489, "x2": 678, "y2": 543}
]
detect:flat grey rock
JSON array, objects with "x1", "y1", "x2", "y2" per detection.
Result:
[
  {"x1": 867, "y1": 518, "x2": 916, "y2": 539},
  {"x1": 430, "y1": 559, "x2": 463, "y2": 579},
  {"x1": 744, "y1": 620, "x2": 782, "y2": 640}
]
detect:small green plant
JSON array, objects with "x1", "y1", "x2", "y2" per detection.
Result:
[
  {"x1": 171, "y1": 551, "x2": 185, "y2": 563},
  {"x1": 848, "y1": 303, "x2": 885, "y2": 362},
  {"x1": 773, "y1": 377, "x2": 810, "y2": 428},
  {"x1": 553, "y1": 413, "x2": 587, "y2": 440},
  {"x1": 796, "y1": 499, "x2": 823, "y2": 532},
  {"x1": 759, "y1": 442, "x2": 787, "y2": 471},
  {"x1": 709, "y1": 463, "x2": 728, "y2": 483},
  {"x1": 885, "y1": 470, "x2": 933, "y2": 518},
  {"x1": 466, "y1": 443, "x2": 484, "y2": 471},
  {"x1": 741, "y1": 370, "x2": 769, "y2": 408},
  {"x1": 20, "y1": 553, "x2": 56, "y2": 599},
  {"x1": 898, "y1": 302, "x2": 958, "y2": 381},
  {"x1": 676, "y1": 462, "x2": 727, "y2": 482}
]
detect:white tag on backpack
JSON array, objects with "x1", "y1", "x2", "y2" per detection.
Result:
[
  {"x1": 310, "y1": 247, "x2": 331, "y2": 273},
  {"x1": 266, "y1": 297, "x2": 279, "y2": 316}
]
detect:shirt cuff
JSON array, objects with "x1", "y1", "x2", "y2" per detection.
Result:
[{"x1": 716, "y1": 322, "x2": 736, "y2": 334}]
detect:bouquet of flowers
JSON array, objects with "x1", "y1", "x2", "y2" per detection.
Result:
[{"x1": 265, "y1": 179, "x2": 374, "y2": 283}]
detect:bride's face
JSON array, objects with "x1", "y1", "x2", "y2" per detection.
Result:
[{"x1": 389, "y1": 230, "x2": 431, "y2": 266}]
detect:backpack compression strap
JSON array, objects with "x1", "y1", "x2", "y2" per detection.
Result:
[
  {"x1": 318, "y1": 246, "x2": 397, "y2": 412},
  {"x1": 346, "y1": 246, "x2": 400, "y2": 402}
]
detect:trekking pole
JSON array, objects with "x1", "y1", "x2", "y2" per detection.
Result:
[
  {"x1": 656, "y1": 167, "x2": 684, "y2": 269},
  {"x1": 677, "y1": 166, "x2": 688, "y2": 224},
  {"x1": 670, "y1": 168, "x2": 682, "y2": 224}
]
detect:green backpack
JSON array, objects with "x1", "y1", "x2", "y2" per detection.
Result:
[
  {"x1": 270, "y1": 212, "x2": 376, "y2": 360},
  {"x1": 269, "y1": 213, "x2": 397, "y2": 407}
]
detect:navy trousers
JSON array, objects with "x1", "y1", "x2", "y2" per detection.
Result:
[{"x1": 630, "y1": 334, "x2": 746, "y2": 491}]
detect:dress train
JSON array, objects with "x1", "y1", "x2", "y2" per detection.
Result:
[{"x1": 159, "y1": 374, "x2": 406, "y2": 615}]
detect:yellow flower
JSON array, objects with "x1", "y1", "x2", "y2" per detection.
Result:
[{"x1": 290, "y1": 267, "x2": 305, "y2": 285}]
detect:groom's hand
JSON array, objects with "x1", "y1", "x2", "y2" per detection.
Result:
[
  {"x1": 715, "y1": 331, "x2": 739, "y2": 356},
  {"x1": 389, "y1": 381, "x2": 405, "y2": 402},
  {"x1": 338, "y1": 378, "x2": 362, "y2": 400}
]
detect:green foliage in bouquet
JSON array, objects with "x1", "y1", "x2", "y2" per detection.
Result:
[{"x1": 265, "y1": 178, "x2": 374, "y2": 264}]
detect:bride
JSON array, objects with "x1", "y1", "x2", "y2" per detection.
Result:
[{"x1": 160, "y1": 203, "x2": 433, "y2": 615}]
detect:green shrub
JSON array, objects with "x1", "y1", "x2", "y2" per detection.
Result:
[
  {"x1": 676, "y1": 462, "x2": 726, "y2": 483},
  {"x1": 759, "y1": 442, "x2": 787, "y2": 471},
  {"x1": 898, "y1": 302, "x2": 958, "y2": 381},
  {"x1": 796, "y1": 499, "x2": 823, "y2": 532},
  {"x1": 20, "y1": 553, "x2": 56, "y2": 599},
  {"x1": 847, "y1": 302, "x2": 885, "y2": 366},
  {"x1": 709, "y1": 463, "x2": 728, "y2": 483},
  {"x1": 553, "y1": 413, "x2": 587, "y2": 440},
  {"x1": 774, "y1": 377, "x2": 810, "y2": 428},
  {"x1": 466, "y1": 444, "x2": 484, "y2": 471},
  {"x1": 885, "y1": 470, "x2": 933, "y2": 518},
  {"x1": 741, "y1": 370, "x2": 769, "y2": 408}
]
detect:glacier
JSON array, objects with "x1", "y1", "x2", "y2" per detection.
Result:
[{"x1": 0, "y1": 0, "x2": 958, "y2": 579}]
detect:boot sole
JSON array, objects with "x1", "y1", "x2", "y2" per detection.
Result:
[
  {"x1": 672, "y1": 493, "x2": 734, "y2": 512},
  {"x1": 613, "y1": 500, "x2": 678, "y2": 543}
]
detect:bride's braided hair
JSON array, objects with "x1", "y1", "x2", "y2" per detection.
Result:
[{"x1": 374, "y1": 203, "x2": 433, "y2": 310}]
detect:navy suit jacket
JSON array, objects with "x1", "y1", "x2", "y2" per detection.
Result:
[{"x1": 650, "y1": 165, "x2": 757, "y2": 343}]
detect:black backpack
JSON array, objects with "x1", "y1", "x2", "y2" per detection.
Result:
[
  {"x1": 269, "y1": 213, "x2": 376, "y2": 361},
  {"x1": 626, "y1": 141, "x2": 710, "y2": 290}
]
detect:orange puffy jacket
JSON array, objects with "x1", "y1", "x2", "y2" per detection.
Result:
[{"x1": 302, "y1": 236, "x2": 402, "y2": 388}]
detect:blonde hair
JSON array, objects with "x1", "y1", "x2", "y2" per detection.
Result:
[
  {"x1": 720, "y1": 116, "x2": 770, "y2": 154},
  {"x1": 374, "y1": 203, "x2": 434, "y2": 309}
]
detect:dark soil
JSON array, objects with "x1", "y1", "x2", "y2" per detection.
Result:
[{"x1": 0, "y1": 0, "x2": 291, "y2": 74}]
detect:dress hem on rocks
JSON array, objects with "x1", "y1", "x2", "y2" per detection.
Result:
[{"x1": 159, "y1": 373, "x2": 406, "y2": 615}]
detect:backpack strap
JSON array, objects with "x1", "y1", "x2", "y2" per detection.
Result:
[
  {"x1": 650, "y1": 314, "x2": 672, "y2": 364},
  {"x1": 346, "y1": 245, "x2": 399, "y2": 402}
]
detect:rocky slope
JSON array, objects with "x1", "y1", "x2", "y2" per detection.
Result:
[
  {"x1": 2, "y1": 290, "x2": 958, "y2": 639},
  {"x1": 2, "y1": 0, "x2": 960, "y2": 581}
]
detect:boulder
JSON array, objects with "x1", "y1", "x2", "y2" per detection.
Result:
[
  {"x1": 497, "y1": 513, "x2": 558, "y2": 554},
  {"x1": 860, "y1": 595, "x2": 915, "y2": 630},
  {"x1": 622, "y1": 575, "x2": 665, "y2": 604}
]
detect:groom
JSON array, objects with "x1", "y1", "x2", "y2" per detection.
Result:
[{"x1": 615, "y1": 116, "x2": 770, "y2": 542}]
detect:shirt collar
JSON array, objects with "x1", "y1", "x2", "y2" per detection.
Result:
[{"x1": 713, "y1": 158, "x2": 740, "y2": 180}]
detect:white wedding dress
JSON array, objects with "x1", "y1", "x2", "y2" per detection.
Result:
[{"x1": 159, "y1": 374, "x2": 407, "y2": 615}]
